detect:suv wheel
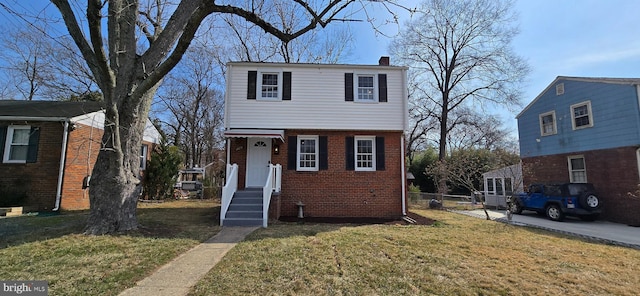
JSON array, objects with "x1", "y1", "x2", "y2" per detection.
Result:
[
  {"x1": 509, "y1": 200, "x2": 523, "y2": 214},
  {"x1": 546, "y1": 204, "x2": 564, "y2": 222},
  {"x1": 579, "y1": 192, "x2": 600, "y2": 209}
]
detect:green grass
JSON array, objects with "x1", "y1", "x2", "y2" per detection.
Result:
[
  {"x1": 190, "y1": 209, "x2": 640, "y2": 296},
  {"x1": 0, "y1": 199, "x2": 220, "y2": 296}
]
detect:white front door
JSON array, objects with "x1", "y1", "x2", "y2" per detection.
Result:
[{"x1": 246, "y1": 138, "x2": 272, "y2": 187}]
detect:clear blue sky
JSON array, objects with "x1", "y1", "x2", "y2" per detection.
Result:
[{"x1": 348, "y1": 0, "x2": 640, "y2": 133}]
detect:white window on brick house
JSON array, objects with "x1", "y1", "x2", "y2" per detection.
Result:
[
  {"x1": 571, "y1": 101, "x2": 593, "y2": 130},
  {"x1": 140, "y1": 144, "x2": 148, "y2": 170},
  {"x1": 568, "y1": 155, "x2": 587, "y2": 183},
  {"x1": 539, "y1": 111, "x2": 557, "y2": 136},
  {"x1": 297, "y1": 136, "x2": 318, "y2": 171},
  {"x1": 355, "y1": 136, "x2": 375, "y2": 171},
  {"x1": 3, "y1": 125, "x2": 31, "y2": 163}
]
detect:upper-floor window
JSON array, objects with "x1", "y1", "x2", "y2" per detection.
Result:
[
  {"x1": 140, "y1": 144, "x2": 148, "y2": 170},
  {"x1": 261, "y1": 73, "x2": 279, "y2": 99},
  {"x1": 357, "y1": 75, "x2": 375, "y2": 101},
  {"x1": 539, "y1": 111, "x2": 557, "y2": 136},
  {"x1": 568, "y1": 155, "x2": 587, "y2": 183},
  {"x1": 571, "y1": 101, "x2": 593, "y2": 130},
  {"x1": 297, "y1": 136, "x2": 318, "y2": 171},
  {"x1": 247, "y1": 70, "x2": 291, "y2": 101},
  {"x1": 344, "y1": 73, "x2": 387, "y2": 103}
]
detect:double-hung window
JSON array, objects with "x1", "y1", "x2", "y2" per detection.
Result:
[
  {"x1": 3, "y1": 126, "x2": 31, "y2": 163},
  {"x1": 260, "y1": 73, "x2": 279, "y2": 99},
  {"x1": 355, "y1": 136, "x2": 375, "y2": 171},
  {"x1": 140, "y1": 144, "x2": 148, "y2": 170},
  {"x1": 571, "y1": 101, "x2": 593, "y2": 130},
  {"x1": 539, "y1": 111, "x2": 557, "y2": 136},
  {"x1": 357, "y1": 75, "x2": 375, "y2": 101},
  {"x1": 568, "y1": 155, "x2": 587, "y2": 183},
  {"x1": 297, "y1": 136, "x2": 318, "y2": 171}
]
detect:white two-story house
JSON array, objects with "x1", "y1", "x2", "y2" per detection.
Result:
[{"x1": 221, "y1": 57, "x2": 408, "y2": 226}]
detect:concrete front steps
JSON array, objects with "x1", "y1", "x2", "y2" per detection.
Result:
[{"x1": 223, "y1": 188, "x2": 263, "y2": 226}]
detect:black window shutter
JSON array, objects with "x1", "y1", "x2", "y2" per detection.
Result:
[
  {"x1": 378, "y1": 74, "x2": 387, "y2": 102},
  {"x1": 319, "y1": 136, "x2": 328, "y2": 170},
  {"x1": 247, "y1": 71, "x2": 257, "y2": 100},
  {"x1": 283, "y1": 72, "x2": 292, "y2": 100},
  {"x1": 345, "y1": 136, "x2": 354, "y2": 170},
  {"x1": 26, "y1": 126, "x2": 40, "y2": 163},
  {"x1": 0, "y1": 126, "x2": 6, "y2": 159},
  {"x1": 287, "y1": 136, "x2": 297, "y2": 170},
  {"x1": 345, "y1": 73, "x2": 354, "y2": 101},
  {"x1": 375, "y1": 136, "x2": 385, "y2": 171}
]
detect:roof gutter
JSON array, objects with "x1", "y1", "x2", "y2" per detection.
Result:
[
  {"x1": 53, "y1": 120, "x2": 70, "y2": 211},
  {"x1": 0, "y1": 116, "x2": 69, "y2": 122}
]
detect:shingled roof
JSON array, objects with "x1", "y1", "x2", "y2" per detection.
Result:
[{"x1": 0, "y1": 100, "x2": 104, "y2": 119}]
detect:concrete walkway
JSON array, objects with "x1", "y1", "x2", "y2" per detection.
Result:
[
  {"x1": 458, "y1": 209, "x2": 640, "y2": 249},
  {"x1": 119, "y1": 226, "x2": 258, "y2": 296}
]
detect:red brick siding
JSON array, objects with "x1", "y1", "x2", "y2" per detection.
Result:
[
  {"x1": 0, "y1": 121, "x2": 63, "y2": 211},
  {"x1": 0, "y1": 121, "x2": 155, "y2": 211},
  {"x1": 522, "y1": 146, "x2": 640, "y2": 225},
  {"x1": 229, "y1": 130, "x2": 405, "y2": 219}
]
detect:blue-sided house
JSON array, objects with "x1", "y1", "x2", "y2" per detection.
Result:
[{"x1": 517, "y1": 76, "x2": 640, "y2": 225}]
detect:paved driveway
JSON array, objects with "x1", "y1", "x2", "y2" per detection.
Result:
[{"x1": 459, "y1": 209, "x2": 640, "y2": 249}]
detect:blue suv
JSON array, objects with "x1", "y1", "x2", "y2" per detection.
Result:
[{"x1": 510, "y1": 183, "x2": 602, "y2": 222}]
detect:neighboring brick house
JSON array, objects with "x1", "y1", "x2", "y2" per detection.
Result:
[
  {"x1": 517, "y1": 76, "x2": 640, "y2": 225},
  {"x1": 221, "y1": 58, "x2": 408, "y2": 226},
  {"x1": 0, "y1": 100, "x2": 161, "y2": 212}
]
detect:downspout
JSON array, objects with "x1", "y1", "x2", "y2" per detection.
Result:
[
  {"x1": 400, "y1": 66, "x2": 409, "y2": 216},
  {"x1": 401, "y1": 133, "x2": 407, "y2": 216},
  {"x1": 53, "y1": 120, "x2": 70, "y2": 211}
]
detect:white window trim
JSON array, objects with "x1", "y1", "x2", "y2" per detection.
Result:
[
  {"x1": 3, "y1": 125, "x2": 30, "y2": 164},
  {"x1": 354, "y1": 136, "x2": 376, "y2": 171},
  {"x1": 296, "y1": 135, "x2": 319, "y2": 171},
  {"x1": 539, "y1": 110, "x2": 557, "y2": 136},
  {"x1": 354, "y1": 72, "x2": 378, "y2": 103},
  {"x1": 570, "y1": 100, "x2": 594, "y2": 130},
  {"x1": 140, "y1": 144, "x2": 148, "y2": 170},
  {"x1": 257, "y1": 70, "x2": 283, "y2": 101},
  {"x1": 567, "y1": 155, "x2": 587, "y2": 183}
]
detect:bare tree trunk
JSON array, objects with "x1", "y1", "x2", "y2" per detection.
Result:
[{"x1": 85, "y1": 87, "x2": 156, "y2": 235}]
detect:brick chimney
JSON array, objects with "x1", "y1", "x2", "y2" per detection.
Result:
[{"x1": 378, "y1": 56, "x2": 390, "y2": 66}]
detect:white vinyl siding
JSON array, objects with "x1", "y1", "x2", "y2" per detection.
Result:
[
  {"x1": 539, "y1": 111, "x2": 557, "y2": 136},
  {"x1": 568, "y1": 155, "x2": 587, "y2": 183},
  {"x1": 3, "y1": 126, "x2": 30, "y2": 163},
  {"x1": 297, "y1": 136, "x2": 318, "y2": 171},
  {"x1": 571, "y1": 101, "x2": 593, "y2": 130},
  {"x1": 225, "y1": 63, "x2": 406, "y2": 131}
]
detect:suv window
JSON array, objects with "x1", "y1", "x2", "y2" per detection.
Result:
[
  {"x1": 545, "y1": 185, "x2": 562, "y2": 196},
  {"x1": 567, "y1": 183, "x2": 594, "y2": 195}
]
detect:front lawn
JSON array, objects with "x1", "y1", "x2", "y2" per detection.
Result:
[
  {"x1": 191, "y1": 209, "x2": 640, "y2": 295},
  {"x1": 0, "y1": 199, "x2": 220, "y2": 296}
]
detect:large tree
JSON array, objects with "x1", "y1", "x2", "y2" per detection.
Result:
[
  {"x1": 47, "y1": 0, "x2": 380, "y2": 234},
  {"x1": 390, "y1": 0, "x2": 529, "y2": 161}
]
